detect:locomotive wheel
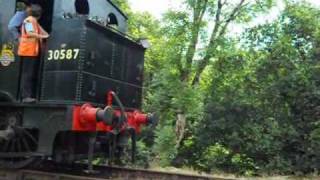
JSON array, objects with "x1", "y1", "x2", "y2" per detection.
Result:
[{"x1": 0, "y1": 112, "x2": 38, "y2": 169}]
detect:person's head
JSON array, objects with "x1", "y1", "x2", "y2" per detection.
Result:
[
  {"x1": 75, "y1": 0, "x2": 89, "y2": 15},
  {"x1": 16, "y1": 2, "x2": 27, "y2": 11},
  {"x1": 25, "y1": 3, "x2": 32, "y2": 15},
  {"x1": 16, "y1": 1, "x2": 31, "y2": 12},
  {"x1": 30, "y1": 4, "x2": 42, "y2": 19}
]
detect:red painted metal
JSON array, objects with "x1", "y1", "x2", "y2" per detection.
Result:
[
  {"x1": 72, "y1": 103, "x2": 98, "y2": 132},
  {"x1": 80, "y1": 104, "x2": 98, "y2": 125},
  {"x1": 73, "y1": 91, "x2": 150, "y2": 133},
  {"x1": 126, "y1": 111, "x2": 148, "y2": 133},
  {"x1": 96, "y1": 121, "x2": 113, "y2": 132},
  {"x1": 107, "y1": 91, "x2": 113, "y2": 106},
  {"x1": 72, "y1": 105, "x2": 149, "y2": 133}
]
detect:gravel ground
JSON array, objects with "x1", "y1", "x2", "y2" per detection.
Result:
[
  {"x1": 239, "y1": 177, "x2": 319, "y2": 180},
  {"x1": 149, "y1": 166, "x2": 319, "y2": 180}
]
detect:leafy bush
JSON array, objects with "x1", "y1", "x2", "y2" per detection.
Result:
[
  {"x1": 134, "y1": 140, "x2": 152, "y2": 168},
  {"x1": 152, "y1": 125, "x2": 177, "y2": 166},
  {"x1": 197, "y1": 143, "x2": 256, "y2": 175},
  {"x1": 231, "y1": 154, "x2": 256, "y2": 176},
  {"x1": 192, "y1": 3, "x2": 320, "y2": 175},
  {"x1": 198, "y1": 143, "x2": 231, "y2": 172}
]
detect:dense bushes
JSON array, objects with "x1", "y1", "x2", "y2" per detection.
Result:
[
  {"x1": 113, "y1": 0, "x2": 320, "y2": 175},
  {"x1": 188, "y1": 3, "x2": 320, "y2": 175}
]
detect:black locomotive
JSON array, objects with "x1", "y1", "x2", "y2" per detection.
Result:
[{"x1": 0, "y1": 0, "x2": 155, "y2": 169}]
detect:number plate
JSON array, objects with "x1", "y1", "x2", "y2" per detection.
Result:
[{"x1": 47, "y1": 49, "x2": 80, "y2": 61}]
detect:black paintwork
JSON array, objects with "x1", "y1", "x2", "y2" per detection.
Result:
[
  {"x1": 0, "y1": 0, "x2": 146, "y2": 157},
  {"x1": 0, "y1": 0, "x2": 20, "y2": 101},
  {"x1": 0, "y1": 0, "x2": 144, "y2": 109},
  {"x1": 40, "y1": 18, "x2": 145, "y2": 109},
  {"x1": 23, "y1": 105, "x2": 73, "y2": 155},
  {"x1": 0, "y1": 103, "x2": 72, "y2": 155}
]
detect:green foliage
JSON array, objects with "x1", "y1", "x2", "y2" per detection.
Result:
[
  {"x1": 192, "y1": 1, "x2": 320, "y2": 175},
  {"x1": 110, "y1": 0, "x2": 131, "y2": 14},
  {"x1": 197, "y1": 144, "x2": 257, "y2": 175},
  {"x1": 230, "y1": 154, "x2": 256, "y2": 176},
  {"x1": 198, "y1": 143, "x2": 231, "y2": 172},
  {"x1": 113, "y1": 0, "x2": 320, "y2": 176},
  {"x1": 153, "y1": 126, "x2": 177, "y2": 166},
  {"x1": 134, "y1": 140, "x2": 152, "y2": 168}
]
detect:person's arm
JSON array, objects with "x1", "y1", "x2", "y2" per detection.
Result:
[
  {"x1": 27, "y1": 31, "x2": 48, "y2": 39},
  {"x1": 39, "y1": 25, "x2": 49, "y2": 37},
  {"x1": 24, "y1": 22, "x2": 49, "y2": 39}
]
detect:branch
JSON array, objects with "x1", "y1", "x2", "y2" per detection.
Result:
[
  {"x1": 219, "y1": 0, "x2": 246, "y2": 36},
  {"x1": 255, "y1": 0, "x2": 265, "y2": 10},
  {"x1": 198, "y1": 0, "x2": 208, "y2": 22},
  {"x1": 191, "y1": 0, "x2": 247, "y2": 85},
  {"x1": 211, "y1": 0, "x2": 224, "y2": 42},
  {"x1": 189, "y1": 0, "x2": 224, "y2": 85},
  {"x1": 176, "y1": 46, "x2": 184, "y2": 75},
  {"x1": 181, "y1": 0, "x2": 208, "y2": 81},
  {"x1": 218, "y1": 3, "x2": 247, "y2": 39},
  {"x1": 228, "y1": 0, "x2": 246, "y2": 21}
]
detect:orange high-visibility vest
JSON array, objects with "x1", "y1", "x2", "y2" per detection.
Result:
[{"x1": 18, "y1": 16, "x2": 41, "y2": 57}]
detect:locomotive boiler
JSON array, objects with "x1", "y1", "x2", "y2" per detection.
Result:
[{"x1": 0, "y1": 0, "x2": 156, "y2": 169}]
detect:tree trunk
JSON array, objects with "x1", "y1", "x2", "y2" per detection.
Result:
[{"x1": 175, "y1": 112, "x2": 186, "y2": 149}]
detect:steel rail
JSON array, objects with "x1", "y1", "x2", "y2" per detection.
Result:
[{"x1": 0, "y1": 162, "x2": 235, "y2": 180}]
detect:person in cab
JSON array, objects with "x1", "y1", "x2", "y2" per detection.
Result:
[
  {"x1": 18, "y1": 4, "x2": 49, "y2": 103},
  {"x1": 8, "y1": 1, "x2": 32, "y2": 42}
]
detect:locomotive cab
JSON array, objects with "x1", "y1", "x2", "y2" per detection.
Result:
[
  {"x1": 0, "y1": 0, "x2": 155, "y2": 169},
  {"x1": 0, "y1": 0, "x2": 54, "y2": 101},
  {"x1": 34, "y1": 0, "x2": 55, "y2": 33},
  {"x1": 0, "y1": 0, "x2": 129, "y2": 102}
]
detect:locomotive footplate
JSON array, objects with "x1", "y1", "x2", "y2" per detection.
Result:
[
  {"x1": 0, "y1": 152, "x2": 43, "y2": 158},
  {"x1": 0, "y1": 97, "x2": 156, "y2": 170},
  {"x1": 0, "y1": 102, "x2": 72, "y2": 169},
  {"x1": 0, "y1": 101, "x2": 78, "y2": 108}
]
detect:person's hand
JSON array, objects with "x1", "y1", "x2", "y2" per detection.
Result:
[{"x1": 41, "y1": 34, "x2": 49, "y2": 39}]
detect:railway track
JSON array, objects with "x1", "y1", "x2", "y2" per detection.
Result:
[{"x1": 0, "y1": 162, "x2": 235, "y2": 180}]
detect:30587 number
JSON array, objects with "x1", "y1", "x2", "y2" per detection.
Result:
[{"x1": 47, "y1": 49, "x2": 80, "y2": 61}]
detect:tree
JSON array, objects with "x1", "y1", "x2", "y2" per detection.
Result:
[
  {"x1": 111, "y1": 0, "x2": 131, "y2": 14},
  {"x1": 113, "y1": 0, "x2": 320, "y2": 175},
  {"x1": 156, "y1": 0, "x2": 276, "y2": 151},
  {"x1": 194, "y1": 1, "x2": 320, "y2": 174},
  {"x1": 172, "y1": 0, "x2": 275, "y2": 85}
]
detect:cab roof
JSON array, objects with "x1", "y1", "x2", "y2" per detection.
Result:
[{"x1": 107, "y1": 0, "x2": 128, "y2": 20}]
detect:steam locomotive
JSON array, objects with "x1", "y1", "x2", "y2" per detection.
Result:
[{"x1": 0, "y1": 0, "x2": 156, "y2": 169}]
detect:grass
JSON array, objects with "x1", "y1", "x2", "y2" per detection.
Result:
[{"x1": 148, "y1": 166, "x2": 320, "y2": 180}]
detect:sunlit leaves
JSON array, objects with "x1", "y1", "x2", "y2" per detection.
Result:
[{"x1": 195, "y1": 1, "x2": 320, "y2": 174}]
